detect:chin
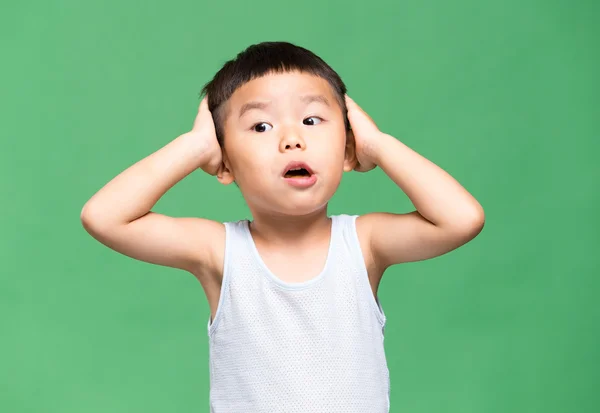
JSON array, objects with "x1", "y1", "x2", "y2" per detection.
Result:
[
  {"x1": 276, "y1": 195, "x2": 332, "y2": 217},
  {"x1": 245, "y1": 178, "x2": 340, "y2": 216}
]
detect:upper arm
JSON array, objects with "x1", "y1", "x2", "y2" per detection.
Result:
[
  {"x1": 81, "y1": 210, "x2": 225, "y2": 276},
  {"x1": 357, "y1": 210, "x2": 484, "y2": 270}
]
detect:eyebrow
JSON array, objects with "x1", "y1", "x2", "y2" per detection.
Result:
[
  {"x1": 238, "y1": 101, "x2": 271, "y2": 119},
  {"x1": 300, "y1": 94, "x2": 330, "y2": 106},
  {"x1": 237, "y1": 95, "x2": 331, "y2": 120}
]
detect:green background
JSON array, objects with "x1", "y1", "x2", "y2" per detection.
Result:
[{"x1": 2, "y1": 0, "x2": 598, "y2": 411}]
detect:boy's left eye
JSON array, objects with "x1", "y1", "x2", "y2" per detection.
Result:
[{"x1": 303, "y1": 116, "x2": 322, "y2": 126}]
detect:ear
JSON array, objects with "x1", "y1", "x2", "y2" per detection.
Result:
[
  {"x1": 216, "y1": 150, "x2": 236, "y2": 185},
  {"x1": 343, "y1": 129, "x2": 358, "y2": 172}
]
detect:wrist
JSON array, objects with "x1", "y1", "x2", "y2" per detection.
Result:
[
  {"x1": 368, "y1": 132, "x2": 396, "y2": 166},
  {"x1": 177, "y1": 132, "x2": 217, "y2": 168}
]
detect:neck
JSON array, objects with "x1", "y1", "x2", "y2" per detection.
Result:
[{"x1": 248, "y1": 205, "x2": 331, "y2": 246}]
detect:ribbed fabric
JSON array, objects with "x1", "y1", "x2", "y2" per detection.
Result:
[{"x1": 207, "y1": 214, "x2": 390, "y2": 412}]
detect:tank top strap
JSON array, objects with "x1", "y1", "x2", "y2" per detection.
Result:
[
  {"x1": 334, "y1": 213, "x2": 387, "y2": 327},
  {"x1": 206, "y1": 219, "x2": 250, "y2": 336}
]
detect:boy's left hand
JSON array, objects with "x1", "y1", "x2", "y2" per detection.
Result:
[{"x1": 345, "y1": 95, "x2": 385, "y2": 172}]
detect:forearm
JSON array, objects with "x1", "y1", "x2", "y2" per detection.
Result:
[
  {"x1": 372, "y1": 133, "x2": 484, "y2": 229},
  {"x1": 81, "y1": 133, "x2": 207, "y2": 228}
]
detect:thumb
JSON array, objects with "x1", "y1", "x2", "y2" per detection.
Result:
[{"x1": 192, "y1": 96, "x2": 210, "y2": 132}]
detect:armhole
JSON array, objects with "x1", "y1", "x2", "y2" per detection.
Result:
[
  {"x1": 207, "y1": 221, "x2": 233, "y2": 337},
  {"x1": 346, "y1": 214, "x2": 387, "y2": 327}
]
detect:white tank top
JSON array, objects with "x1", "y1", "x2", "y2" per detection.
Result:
[{"x1": 206, "y1": 214, "x2": 390, "y2": 412}]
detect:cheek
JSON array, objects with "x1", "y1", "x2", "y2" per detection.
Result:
[
  {"x1": 230, "y1": 146, "x2": 276, "y2": 182},
  {"x1": 315, "y1": 129, "x2": 347, "y2": 163}
]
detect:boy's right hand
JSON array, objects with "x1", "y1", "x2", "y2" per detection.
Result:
[
  {"x1": 81, "y1": 94, "x2": 227, "y2": 281},
  {"x1": 182, "y1": 96, "x2": 223, "y2": 176}
]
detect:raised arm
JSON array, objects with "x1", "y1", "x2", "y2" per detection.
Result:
[
  {"x1": 80, "y1": 97, "x2": 225, "y2": 275},
  {"x1": 346, "y1": 96, "x2": 485, "y2": 271}
]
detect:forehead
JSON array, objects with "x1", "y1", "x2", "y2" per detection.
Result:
[{"x1": 227, "y1": 71, "x2": 337, "y2": 111}]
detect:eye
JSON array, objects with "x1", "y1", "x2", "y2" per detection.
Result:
[
  {"x1": 303, "y1": 116, "x2": 323, "y2": 126},
  {"x1": 252, "y1": 122, "x2": 273, "y2": 132}
]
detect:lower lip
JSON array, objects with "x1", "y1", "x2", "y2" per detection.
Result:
[{"x1": 283, "y1": 175, "x2": 317, "y2": 188}]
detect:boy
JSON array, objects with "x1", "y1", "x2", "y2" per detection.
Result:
[{"x1": 81, "y1": 42, "x2": 484, "y2": 412}]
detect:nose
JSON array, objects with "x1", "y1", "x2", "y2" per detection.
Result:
[{"x1": 279, "y1": 126, "x2": 306, "y2": 152}]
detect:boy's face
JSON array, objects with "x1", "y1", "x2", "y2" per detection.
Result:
[{"x1": 219, "y1": 71, "x2": 355, "y2": 216}]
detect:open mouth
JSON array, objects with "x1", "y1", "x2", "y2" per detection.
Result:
[
  {"x1": 282, "y1": 161, "x2": 314, "y2": 178},
  {"x1": 281, "y1": 162, "x2": 317, "y2": 187},
  {"x1": 284, "y1": 167, "x2": 312, "y2": 178}
]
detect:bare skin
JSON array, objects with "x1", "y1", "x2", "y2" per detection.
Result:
[{"x1": 81, "y1": 72, "x2": 485, "y2": 323}]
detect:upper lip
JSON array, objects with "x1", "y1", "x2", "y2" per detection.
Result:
[{"x1": 282, "y1": 161, "x2": 314, "y2": 176}]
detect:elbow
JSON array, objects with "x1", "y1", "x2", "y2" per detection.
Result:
[
  {"x1": 80, "y1": 201, "x2": 109, "y2": 235},
  {"x1": 443, "y1": 202, "x2": 484, "y2": 240},
  {"x1": 80, "y1": 201, "x2": 134, "y2": 237},
  {"x1": 460, "y1": 202, "x2": 485, "y2": 238},
  {"x1": 80, "y1": 202, "x2": 98, "y2": 233}
]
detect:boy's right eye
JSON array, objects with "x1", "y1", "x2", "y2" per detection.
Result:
[{"x1": 252, "y1": 122, "x2": 273, "y2": 133}]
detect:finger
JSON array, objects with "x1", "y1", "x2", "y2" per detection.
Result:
[
  {"x1": 347, "y1": 97, "x2": 375, "y2": 124},
  {"x1": 193, "y1": 96, "x2": 209, "y2": 130},
  {"x1": 344, "y1": 97, "x2": 358, "y2": 128},
  {"x1": 345, "y1": 95, "x2": 366, "y2": 119},
  {"x1": 345, "y1": 94, "x2": 358, "y2": 107}
]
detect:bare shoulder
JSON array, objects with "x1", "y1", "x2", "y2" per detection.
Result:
[{"x1": 354, "y1": 214, "x2": 385, "y2": 291}]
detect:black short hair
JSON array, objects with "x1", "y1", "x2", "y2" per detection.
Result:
[{"x1": 200, "y1": 41, "x2": 349, "y2": 146}]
